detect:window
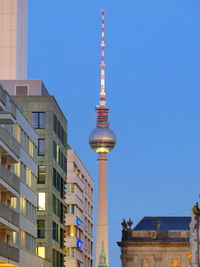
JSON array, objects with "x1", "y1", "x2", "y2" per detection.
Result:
[
  {"x1": 53, "y1": 114, "x2": 67, "y2": 147},
  {"x1": 53, "y1": 221, "x2": 58, "y2": 241},
  {"x1": 38, "y1": 166, "x2": 45, "y2": 184},
  {"x1": 53, "y1": 195, "x2": 63, "y2": 222},
  {"x1": 38, "y1": 193, "x2": 46, "y2": 210},
  {"x1": 65, "y1": 183, "x2": 75, "y2": 193},
  {"x1": 37, "y1": 247, "x2": 45, "y2": 258},
  {"x1": 65, "y1": 247, "x2": 74, "y2": 257},
  {"x1": 32, "y1": 112, "x2": 45, "y2": 129},
  {"x1": 140, "y1": 259, "x2": 149, "y2": 267},
  {"x1": 53, "y1": 142, "x2": 67, "y2": 173},
  {"x1": 12, "y1": 232, "x2": 19, "y2": 245},
  {"x1": 29, "y1": 140, "x2": 34, "y2": 158},
  {"x1": 66, "y1": 204, "x2": 75, "y2": 215},
  {"x1": 38, "y1": 139, "x2": 45, "y2": 156},
  {"x1": 171, "y1": 259, "x2": 179, "y2": 267},
  {"x1": 60, "y1": 228, "x2": 64, "y2": 249},
  {"x1": 53, "y1": 168, "x2": 65, "y2": 199},
  {"x1": 37, "y1": 220, "x2": 45, "y2": 238},
  {"x1": 53, "y1": 249, "x2": 64, "y2": 267},
  {"x1": 11, "y1": 197, "x2": 17, "y2": 209},
  {"x1": 65, "y1": 226, "x2": 75, "y2": 237}
]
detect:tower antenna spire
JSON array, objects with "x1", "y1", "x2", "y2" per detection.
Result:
[
  {"x1": 89, "y1": 10, "x2": 116, "y2": 267},
  {"x1": 100, "y1": 9, "x2": 106, "y2": 106}
]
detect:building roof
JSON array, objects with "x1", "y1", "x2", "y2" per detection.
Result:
[{"x1": 134, "y1": 217, "x2": 191, "y2": 231}]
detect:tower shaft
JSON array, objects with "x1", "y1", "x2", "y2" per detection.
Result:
[
  {"x1": 0, "y1": 0, "x2": 27, "y2": 79},
  {"x1": 96, "y1": 152, "x2": 109, "y2": 267}
]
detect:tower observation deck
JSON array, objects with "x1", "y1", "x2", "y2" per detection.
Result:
[{"x1": 89, "y1": 10, "x2": 116, "y2": 267}]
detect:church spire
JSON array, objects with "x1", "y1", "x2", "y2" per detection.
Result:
[{"x1": 98, "y1": 241, "x2": 108, "y2": 267}]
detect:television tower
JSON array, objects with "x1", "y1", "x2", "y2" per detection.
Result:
[{"x1": 89, "y1": 10, "x2": 116, "y2": 267}]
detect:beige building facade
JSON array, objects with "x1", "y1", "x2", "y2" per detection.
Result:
[
  {"x1": 190, "y1": 213, "x2": 198, "y2": 267},
  {"x1": 0, "y1": 0, "x2": 27, "y2": 79},
  {"x1": 65, "y1": 148, "x2": 93, "y2": 267},
  {"x1": 0, "y1": 84, "x2": 50, "y2": 267},
  {"x1": 2, "y1": 80, "x2": 67, "y2": 267},
  {"x1": 118, "y1": 217, "x2": 191, "y2": 267}
]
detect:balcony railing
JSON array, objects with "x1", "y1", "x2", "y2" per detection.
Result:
[
  {"x1": 0, "y1": 86, "x2": 6, "y2": 109},
  {"x1": 6, "y1": 101, "x2": 17, "y2": 119},
  {"x1": 0, "y1": 126, "x2": 20, "y2": 160},
  {"x1": 0, "y1": 202, "x2": 19, "y2": 227},
  {"x1": 0, "y1": 163, "x2": 20, "y2": 192},
  {"x1": 0, "y1": 240, "x2": 19, "y2": 263}
]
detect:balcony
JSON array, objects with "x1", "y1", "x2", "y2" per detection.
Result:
[
  {"x1": 0, "y1": 126, "x2": 20, "y2": 162},
  {"x1": 64, "y1": 215, "x2": 84, "y2": 231},
  {"x1": 67, "y1": 173, "x2": 84, "y2": 192},
  {"x1": 65, "y1": 194, "x2": 84, "y2": 211},
  {"x1": 0, "y1": 240, "x2": 19, "y2": 263},
  {"x1": 0, "y1": 202, "x2": 19, "y2": 227},
  {"x1": 64, "y1": 248, "x2": 83, "y2": 263},
  {"x1": 0, "y1": 111, "x2": 16, "y2": 124},
  {"x1": 0, "y1": 86, "x2": 16, "y2": 123},
  {"x1": 64, "y1": 236, "x2": 77, "y2": 248},
  {"x1": 0, "y1": 164, "x2": 20, "y2": 193}
]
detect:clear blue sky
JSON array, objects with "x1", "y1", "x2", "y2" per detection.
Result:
[{"x1": 29, "y1": 1, "x2": 200, "y2": 266}]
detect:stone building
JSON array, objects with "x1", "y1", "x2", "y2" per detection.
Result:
[
  {"x1": 64, "y1": 148, "x2": 94, "y2": 267},
  {"x1": 117, "y1": 217, "x2": 191, "y2": 267}
]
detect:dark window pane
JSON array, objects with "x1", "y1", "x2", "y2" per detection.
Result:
[
  {"x1": 32, "y1": 113, "x2": 38, "y2": 128},
  {"x1": 37, "y1": 220, "x2": 45, "y2": 238},
  {"x1": 53, "y1": 168, "x2": 56, "y2": 187},
  {"x1": 39, "y1": 112, "x2": 45, "y2": 128},
  {"x1": 54, "y1": 115, "x2": 57, "y2": 133},
  {"x1": 53, "y1": 195, "x2": 56, "y2": 214},
  {"x1": 38, "y1": 139, "x2": 45, "y2": 156}
]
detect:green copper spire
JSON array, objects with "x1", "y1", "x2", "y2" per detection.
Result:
[{"x1": 98, "y1": 241, "x2": 108, "y2": 267}]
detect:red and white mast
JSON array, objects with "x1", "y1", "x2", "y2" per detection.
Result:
[{"x1": 100, "y1": 9, "x2": 106, "y2": 106}]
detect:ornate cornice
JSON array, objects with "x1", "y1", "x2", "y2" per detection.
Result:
[{"x1": 117, "y1": 241, "x2": 189, "y2": 247}]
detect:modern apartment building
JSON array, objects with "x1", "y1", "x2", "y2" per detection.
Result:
[
  {"x1": 0, "y1": 0, "x2": 27, "y2": 79},
  {"x1": 65, "y1": 148, "x2": 94, "y2": 267},
  {"x1": 1, "y1": 79, "x2": 68, "y2": 267},
  {"x1": 0, "y1": 84, "x2": 50, "y2": 266}
]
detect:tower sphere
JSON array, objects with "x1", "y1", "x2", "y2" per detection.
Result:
[{"x1": 89, "y1": 127, "x2": 116, "y2": 153}]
